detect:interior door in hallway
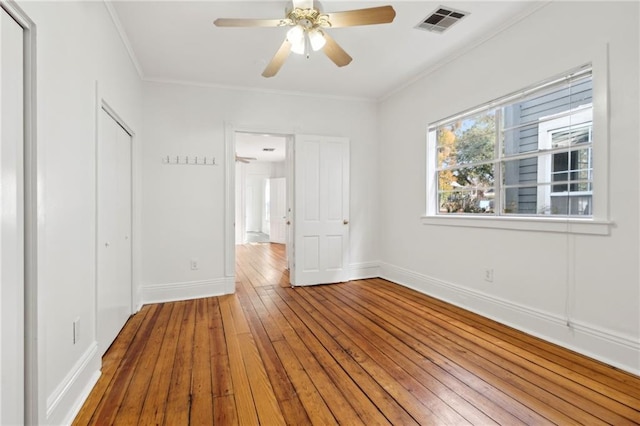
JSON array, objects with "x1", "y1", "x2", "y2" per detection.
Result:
[
  {"x1": 269, "y1": 177, "x2": 286, "y2": 244},
  {"x1": 291, "y1": 135, "x2": 349, "y2": 286},
  {"x1": 0, "y1": 8, "x2": 24, "y2": 425},
  {"x1": 97, "y1": 107, "x2": 132, "y2": 356}
]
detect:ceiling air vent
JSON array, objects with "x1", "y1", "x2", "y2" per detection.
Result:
[{"x1": 416, "y1": 6, "x2": 469, "y2": 33}]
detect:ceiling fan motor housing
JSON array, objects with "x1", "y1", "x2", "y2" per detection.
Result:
[{"x1": 285, "y1": 8, "x2": 331, "y2": 29}]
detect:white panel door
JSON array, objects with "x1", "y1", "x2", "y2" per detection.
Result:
[
  {"x1": 0, "y1": 9, "x2": 24, "y2": 425},
  {"x1": 291, "y1": 135, "x2": 349, "y2": 286},
  {"x1": 269, "y1": 177, "x2": 286, "y2": 244},
  {"x1": 97, "y1": 108, "x2": 132, "y2": 356}
]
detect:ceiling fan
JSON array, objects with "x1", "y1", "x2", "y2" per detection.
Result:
[
  {"x1": 235, "y1": 154, "x2": 257, "y2": 163},
  {"x1": 214, "y1": 0, "x2": 396, "y2": 77}
]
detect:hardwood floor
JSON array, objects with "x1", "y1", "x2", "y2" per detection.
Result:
[{"x1": 73, "y1": 243, "x2": 640, "y2": 425}]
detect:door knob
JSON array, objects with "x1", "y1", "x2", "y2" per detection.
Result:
[
  {"x1": 343, "y1": 220, "x2": 349, "y2": 225},
  {"x1": 286, "y1": 220, "x2": 291, "y2": 225}
]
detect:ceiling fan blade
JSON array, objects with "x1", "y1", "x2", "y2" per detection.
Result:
[
  {"x1": 235, "y1": 154, "x2": 257, "y2": 163},
  {"x1": 327, "y1": 6, "x2": 396, "y2": 28},
  {"x1": 292, "y1": 0, "x2": 313, "y2": 9},
  {"x1": 262, "y1": 39, "x2": 292, "y2": 78},
  {"x1": 213, "y1": 18, "x2": 284, "y2": 27},
  {"x1": 322, "y1": 33, "x2": 352, "y2": 67}
]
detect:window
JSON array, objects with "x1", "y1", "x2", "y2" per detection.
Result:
[{"x1": 428, "y1": 65, "x2": 594, "y2": 218}]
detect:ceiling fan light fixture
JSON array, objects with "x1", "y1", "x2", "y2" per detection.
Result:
[
  {"x1": 308, "y1": 28, "x2": 326, "y2": 51},
  {"x1": 287, "y1": 25, "x2": 306, "y2": 54}
]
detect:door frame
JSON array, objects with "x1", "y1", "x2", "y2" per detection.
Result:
[
  {"x1": 224, "y1": 122, "x2": 294, "y2": 287},
  {"x1": 0, "y1": 1, "x2": 38, "y2": 423}
]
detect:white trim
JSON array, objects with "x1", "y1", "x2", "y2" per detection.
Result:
[
  {"x1": 142, "y1": 278, "x2": 234, "y2": 304},
  {"x1": 224, "y1": 122, "x2": 236, "y2": 279},
  {"x1": 420, "y1": 215, "x2": 612, "y2": 235},
  {"x1": 349, "y1": 261, "x2": 380, "y2": 280},
  {"x1": 0, "y1": 2, "x2": 39, "y2": 423},
  {"x1": 379, "y1": 262, "x2": 640, "y2": 376},
  {"x1": 59, "y1": 369, "x2": 100, "y2": 426},
  {"x1": 590, "y1": 43, "x2": 610, "y2": 223},
  {"x1": 102, "y1": 1, "x2": 144, "y2": 79},
  {"x1": 45, "y1": 342, "x2": 100, "y2": 425}
]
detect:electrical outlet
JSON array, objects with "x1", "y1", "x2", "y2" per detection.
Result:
[
  {"x1": 73, "y1": 318, "x2": 80, "y2": 344},
  {"x1": 190, "y1": 258, "x2": 199, "y2": 270},
  {"x1": 484, "y1": 268, "x2": 494, "y2": 283}
]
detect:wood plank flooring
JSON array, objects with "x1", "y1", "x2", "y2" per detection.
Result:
[{"x1": 73, "y1": 242, "x2": 640, "y2": 425}]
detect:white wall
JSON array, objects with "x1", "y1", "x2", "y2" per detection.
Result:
[
  {"x1": 17, "y1": 1, "x2": 142, "y2": 423},
  {"x1": 141, "y1": 82, "x2": 380, "y2": 301},
  {"x1": 244, "y1": 162, "x2": 271, "y2": 233},
  {"x1": 235, "y1": 161, "x2": 287, "y2": 243},
  {"x1": 378, "y1": 1, "x2": 639, "y2": 374}
]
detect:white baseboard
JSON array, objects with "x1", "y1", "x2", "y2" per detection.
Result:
[
  {"x1": 46, "y1": 342, "x2": 101, "y2": 426},
  {"x1": 349, "y1": 261, "x2": 380, "y2": 280},
  {"x1": 380, "y1": 262, "x2": 640, "y2": 376},
  {"x1": 142, "y1": 277, "x2": 235, "y2": 304}
]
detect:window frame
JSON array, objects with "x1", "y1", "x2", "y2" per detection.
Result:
[{"x1": 423, "y1": 55, "x2": 611, "y2": 235}]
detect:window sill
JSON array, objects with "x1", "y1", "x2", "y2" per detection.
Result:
[{"x1": 420, "y1": 215, "x2": 613, "y2": 235}]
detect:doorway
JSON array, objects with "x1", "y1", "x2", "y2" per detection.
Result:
[
  {"x1": 234, "y1": 132, "x2": 288, "y2": 246},
  {"x1": 234, "y1": 132, "x2": 291, "y2": 284}
]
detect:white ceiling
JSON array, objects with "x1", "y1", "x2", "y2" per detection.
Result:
[
  {"x1": 110, "y1": 1, "x2": 543, "y2": 100},
  {"x1": 236, "y1": 132, "x2": 287, "y2": 162}
]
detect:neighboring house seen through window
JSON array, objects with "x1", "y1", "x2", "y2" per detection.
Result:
[{"x1": 428, "y1": 66, "x2": 593, "y2": 217}]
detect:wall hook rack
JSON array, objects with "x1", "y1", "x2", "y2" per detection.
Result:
[{"x1": 162, "y1": 155, "x2": 216, "y2": 166}]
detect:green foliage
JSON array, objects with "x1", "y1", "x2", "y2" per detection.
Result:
[
  {"x1": 454, "y1": 113, "x2": 495, "y2": 186},
  {"x1": 437, "y1": 111, "x2": 496, "y2": 213}
]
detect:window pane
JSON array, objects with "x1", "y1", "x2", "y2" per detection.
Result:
[
  {"x1": 552, "y1": 151, "x2": 569, "y2": 191},
  {"x1": 502, "y1": 121, "x2": 540, "y2": 156},
  {"x1": 439, "y1": 164, "x2": 495, "y2": 189},
  {"x1": 503, "y1": 185, "x2": 571, "y2": 215},
  {"x1": 438, "y1": 189, "x2": 495, "y2": 214},
  {"x1": 503, "y1": 186, "x2": 592, "y2": 216},
  {"x1": 551, "y1": 125, "x2": 591, "y2": 148},
  {"x1": 507, "y1": 76, "x2": 592, "y2": 128},
  {"x1": 552, "y1": 148, "x2": 592, "y2": 193},
  {"x1": 549, "y1": 194, "x2": 592, "y2": 215},
  {"x1": 503, "y1": 157, "x2": 541, "y2": 186},
  {"x1": 503, "y1": 186, "x2": 540, "y2": 214},
  {"x1": 436, "y1": 110, "x2": 497, "y2": 168},
  {"x1": 437, "y1": 164, "x2": 495, "y2": 214}
]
